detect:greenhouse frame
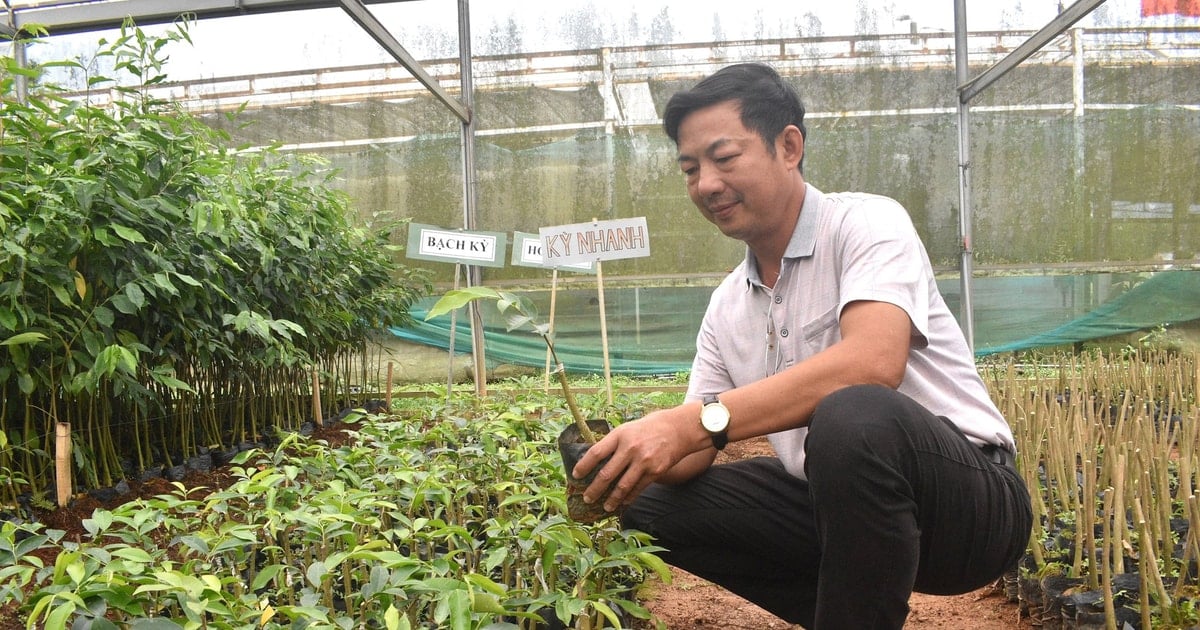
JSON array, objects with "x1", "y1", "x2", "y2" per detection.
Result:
[{"x1": 4, "y1": 0, "x2": 1199, "y2": 378}]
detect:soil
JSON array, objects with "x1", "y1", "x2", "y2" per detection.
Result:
[
  {"x1": 2, "y1": 423, "x2": 1035, "y2": 630},
  {"x1": 636, "y1": 437, "x2": 1037, "y2": 629}
]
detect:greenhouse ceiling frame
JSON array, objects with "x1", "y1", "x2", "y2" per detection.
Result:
[{"x1": 5, "y1": 0, "x2": 1115, "y2": 357}]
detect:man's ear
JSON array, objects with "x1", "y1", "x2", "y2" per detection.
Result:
[{"x1": 779, "y1": 125, "x2": 805, "y2": 170}]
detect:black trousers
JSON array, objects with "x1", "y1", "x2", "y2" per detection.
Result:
[{"x1": 620, "y1": 384, "x2": 1033, "y2": 630}]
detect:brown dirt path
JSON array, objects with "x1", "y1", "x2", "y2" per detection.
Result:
[{"x1": 639, "y1": 568, "x2": 1034, "y2": 629}]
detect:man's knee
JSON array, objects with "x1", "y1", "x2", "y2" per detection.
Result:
[
  {"x1": 805, "y1": 384, "x2": 914, "y2": 476},
  {"x1": 812, "y1": 384, "x2": 898, "y2": 425}
]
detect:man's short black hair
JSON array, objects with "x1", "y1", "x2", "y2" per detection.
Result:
[{"x1": 662, "y1": 63, "x2": 807, "y2": 170}]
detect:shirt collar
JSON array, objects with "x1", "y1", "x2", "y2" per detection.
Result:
[{"x1": 743, "y1": 183, "x2": 822, "y2": 289}]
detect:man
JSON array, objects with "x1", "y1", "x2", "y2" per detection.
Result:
[{"x1": 572, "y1": 63, "x2": 1032, "y2": 629}]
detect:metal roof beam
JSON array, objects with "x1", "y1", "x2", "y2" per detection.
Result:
[
  {"x1": 959, "y1": 0, "x2": 1107, "y2": 103},
  {"x1": 9, "y1": 0, "x2": 412, "y2": 36},
  {"x1": 335, "y1": 0, "x2": 468, "y2": 122},
  {"x1": 10, "y1": 0, "x2": 468, "y2": 122}
]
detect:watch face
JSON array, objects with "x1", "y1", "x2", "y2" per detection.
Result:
[{"x1": 701, "y1": 403, "x2": 730, "y2": 432}]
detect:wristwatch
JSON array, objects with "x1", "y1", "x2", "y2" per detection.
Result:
[{"x1": 700, "y1": 395, "x2": 730, "y2": 451}]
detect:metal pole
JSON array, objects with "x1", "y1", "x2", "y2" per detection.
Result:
[
  {"x1": 13, "y1": 36, "x2": 27, "y2": 104},
  {"x1": 5, "y1": 4, "x2": 28, "y2": 105},
  {"x1": 953, "y1": 0, "x2": 976, "y2": 351},
  {"x1": 457, "y1": 0, "x2": 488, "y2": 397}
]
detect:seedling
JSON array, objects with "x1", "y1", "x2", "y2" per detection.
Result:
[{"x1": 425, "y1": 287, "x2": 597, "y2": 443}]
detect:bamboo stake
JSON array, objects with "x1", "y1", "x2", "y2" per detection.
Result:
[
  {"x1": 54, "y1": 422, "x2": 71, "y2": 508},
  {"x1": 1101, "y1": 487, "x2": 1117, "y2": 630},
  {"x1": 1133, "y1": 497, "x2": 1172, "y2": 621},
  {"x1": 312, "y1": 369, "x2": 323, "y2": 427},
  {"x1": 1111, "y1": 450, "x2": 1127, "y2": 576},
  {"x1": 1173, "y1": 494, "x2": 1199, "y2": 602},
  {"x1": 386, "y1": 361, "x2": 394, "y2": 411},
  {"x1": 1082, "y1": 456, "x2": 1098, "y2": 590}
]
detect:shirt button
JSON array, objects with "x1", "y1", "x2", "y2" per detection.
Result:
[
  {"x1": 780, "y1": 328, "x2": 789, "y2": 337},
  {"x1": 774, "y1": 296, "x2": 783, "y2": 304}
]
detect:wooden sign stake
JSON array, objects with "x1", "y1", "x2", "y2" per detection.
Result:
[
  {"x1": 55, "y1": 422, "x2": 71, "y2": 507},
  {"x1": 447, "y1": 263, "x2": 462, "y2": 401},
  {"x1": 544, "y1": 268, "x2": 560, "y2": 393},
  {"x1": 595, "y1": 258, "x2": 613, "y2": 405},
  {"x1": 312, "y1": 369, "x2": 324, "y2": 427},
  {"x1": 386, "y1": 361, "x2": 395, "y2": 410}
]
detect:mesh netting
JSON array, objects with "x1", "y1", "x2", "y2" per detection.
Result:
[{"x1": 392, "y1": 270, "x2": 1200, "y2": 375}]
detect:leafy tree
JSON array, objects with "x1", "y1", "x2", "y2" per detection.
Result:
[{"x1": 0, "y1": 19, "x2": 429, "y2": 504}]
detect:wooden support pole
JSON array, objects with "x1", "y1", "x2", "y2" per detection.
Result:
[
  {"x1": 386, "y1": 361, "x2": 394, "y2": 411},
  {"x1": 596, "y1": 260, "x2": 613, "y2": 405},
  {"x1": 55, "y1": 422, "x2": 71, "y2": 508},
  {"x1": 312, "y1": 369, "x2": 324, "y2": 427},
  {"x1": 447, "y1": 263, "x2": 462, "y2": 402},
  {"x1": 544, "y1": 268, "x2": 559, "y2": 393}
]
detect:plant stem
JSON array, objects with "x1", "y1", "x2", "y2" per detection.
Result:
[{"x1": 544, "y1": 336, "x2": 596, "y2": 444}]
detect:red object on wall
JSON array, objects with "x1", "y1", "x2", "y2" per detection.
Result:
[{"x1": 1142, "y1": 0, "x2": 1200, "y2": 17}]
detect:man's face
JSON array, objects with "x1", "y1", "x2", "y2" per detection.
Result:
[{"x1": 674, "y1": 101, "x2": 802, "y2": 247}]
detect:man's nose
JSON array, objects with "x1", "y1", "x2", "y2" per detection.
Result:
[{"x1": 694, "y1": 167, "x2": 724, "y2": 197}]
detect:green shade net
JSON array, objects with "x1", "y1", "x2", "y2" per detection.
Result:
[
  {"x1": 391, "y1": 270, "x2": 1200, "y2": 375},
  {"x1": 970, "y1": 270, "x2": 1200, "y2": 355}
]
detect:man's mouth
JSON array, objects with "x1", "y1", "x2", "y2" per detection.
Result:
[{"x1": 707, "y1": 198, "x2": 739, "y2": 216}]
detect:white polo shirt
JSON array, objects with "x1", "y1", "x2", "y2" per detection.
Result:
[{"x1": 686, "y1": 184, "x2": 1014, "y2": 480}]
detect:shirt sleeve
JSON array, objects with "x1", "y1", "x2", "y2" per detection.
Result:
[
  {"x1": 686, "y1": 286, "x2": 737, "y2": 402},
  {"x1": 832, "y1": 194, "x2": 933, "y2": 346}
]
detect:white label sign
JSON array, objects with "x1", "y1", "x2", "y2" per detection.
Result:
[
  {"x1": 511, "y1": 232, "x2": 596, "y2": 273},
  {"x1": 539, "y1": 217, "x2": 651, "y2": 266},
  {"x1": 407, "y1": 223, "x2": 508, "y2": 268}
]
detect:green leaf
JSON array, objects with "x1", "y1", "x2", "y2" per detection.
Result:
[
  {"x1": 251, "y1": 564, "x2": 287, "y2": 591},
  {"x1": 45, "y1": 599, "x2": 77, "y2": 630},
  {"x1": 148, "y1": 370, "x2": 194, "y2": 393},
  {"x1": 171, "y1": 272, "x2": 202, "y2": 287},
  {"x1": 111, "y1": 547, "x2": 154, "y2": 563},
  {"x1": 424, "y1": 287, "x2": 502, "y2": 320},
  {"x1": 93, "y1": 345, "x2": 138, "y2": 380},
  {"x1": 1, "y1": 332, "x2": 47, "y2": 347},
  {"x1": 89, "y1": 618, "x2": 121, "y2": 630},
  {"x1": 636, "y1": 551, "x2": 673, "y2": 582},
  {"x1": 442, "y1": 590, "x2": 471, "y2": 630},
  {"x1": 110, "y1": 224, "x2": 147, "y2": 244},
  {"x1": 305, "y1": 560, "x2": 327, "y2": 587},
  {"x1": 471, "y1": 591, "x2": 506, "y2": 615},
  {"x1": 591, "y1": 600, "x2": 622, "y2": 628},
  {"x1": 111, "y1": 294, "x2": 137, "y2": 315},
  {"x1": 92, "y1": 306, "x2": 115, "y2": 328},
  {"x1": 148, "y1": 272, "x2": 178, "y2": 296},
  {"x1": 383, "y1": 605, "x2": 410, "y2": 630},
  {"x1": 129, "y1": 619, "x2": 186, "y2": 630},
  {"x1": 0, "y1": 308, "x2": 17, "y2": 331},
  {"x1": 124, "y1": 283, "x2": 146, "y2": 310},
  {"x1": 82, "y1": 510, "x2": 113, "y2": 537},
  {"x1": 503, "y1": 313, "x2": 535, "y2": 333},
  {"x1": 465, "y1": 572, "x2": 508, "y2": 597}
]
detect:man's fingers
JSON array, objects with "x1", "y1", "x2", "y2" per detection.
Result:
[
  {"x1": 572, "y1": 434, "x2": 615, "y2": 480},
  {"x1": 582, "y1": 452, "x2": 626, "y2": 505}
]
